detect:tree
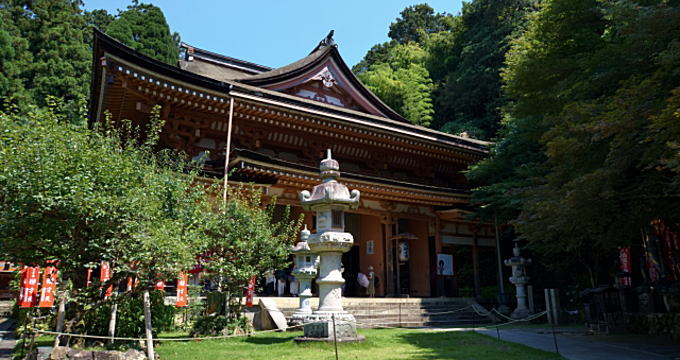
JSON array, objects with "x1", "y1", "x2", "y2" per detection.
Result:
[
  {"x1": 0, "y1": 102, "x2": 206, "y2": 357},
  {"x1": 433, "y1": 0, "x2": 534, "y2": 139},
  {"x1": 358, "y1": 43, "x2": 435, "y2": 126},
  {"x1": 198, "y1": 187, "x2": 302, "y2": 324},
  {"x1": 1, "y1": 0, "x2": 90, "y2": 117},
  {"x1": 0, "y1": 7, "x2": 31, "y2": 107},
  {"x1": 106, "y1": 1, "x2": 180, "y2": 65},
  {"x1": 388, "y1": 4, "x2": 454, "y2": 44},
  {"x1": 469, "y1": 0, "x2": 680, "y2": 287}
]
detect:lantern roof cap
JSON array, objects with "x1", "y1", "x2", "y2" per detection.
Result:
[
  {"x1": 300, "y1": 150, "x2": 360, "y2": 210},
  {"x1": 291, "y1": 225, "x2": 312, "y2": 253}
]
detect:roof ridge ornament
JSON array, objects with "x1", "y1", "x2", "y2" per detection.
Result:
[{"x1": 319, "y1": 30, "x2": 336, "y2": 48}]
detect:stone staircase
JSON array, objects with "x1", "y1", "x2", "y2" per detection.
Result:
[
  {"x1": 0, "y1": 302, "x2": 12, "y2": 318},
  {"x1": 252, "y1": 297, "x2": 495, "y2": 328}
]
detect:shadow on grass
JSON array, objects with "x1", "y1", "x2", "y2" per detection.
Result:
[
  {"x1": 398, "y1": 330, "x2": 563, "y2": 360},
  {"x1": 244, "y1": 334, "x2": 296, "y2": 345}
]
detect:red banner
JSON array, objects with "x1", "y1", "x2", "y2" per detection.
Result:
[
  {"x1": 86, "y1": 268, "x2": 93, "y2": 287},
  {"x1": 246, "y1": 276, "x2": 256, "y2": 307},
  {"x1": 154, "y1": 279, "x2": 165, "y2": 292},
  {"x1": 100, "y1": 261, "x2": 113, "y2": 298},
  {"x1": 38, "y1": 264, "x2": 58, "y2": 307},
  {"x1": 19, "y1": 266, "x2": 40, "y2": 308},
  {"x1": 619, "y1": 247, "x2": 632, "y2": 286},
  {"x1": 175, "y1": 272, "x2": 188, "y2": 307}
]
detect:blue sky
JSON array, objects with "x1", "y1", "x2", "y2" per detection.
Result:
[{"x1": 83, "y1": 1, "x2": 464, "y2": 68}]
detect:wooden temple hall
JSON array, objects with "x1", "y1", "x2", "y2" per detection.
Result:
[{"x1": 89, "y1": 29, "x2": 498, "y2": 298}]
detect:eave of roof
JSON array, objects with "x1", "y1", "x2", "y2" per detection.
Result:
[
  {"x1": 230, "y1": 148, "x2": 470, "y2": 197},
  {"x1": 89, "y1": 29, "x2": 490, "y2": 155}
]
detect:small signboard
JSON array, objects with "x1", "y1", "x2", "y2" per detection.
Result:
[{"x1": 436, "y1": 254, "x2": 454, "y2": 276}]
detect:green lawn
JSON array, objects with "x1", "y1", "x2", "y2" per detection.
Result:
[{"x1": 155, "y1": 328, "x2": 564, "y2": 360}]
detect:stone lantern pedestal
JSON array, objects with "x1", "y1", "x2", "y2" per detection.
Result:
[
  {"x1": 289, "y1": 225, "x2": 318, "y2": 326},
  {"x1": 505, "y1": 243, "x2": 532, "y2": 319},
  {"x1": 295, "y1": 150, "x2": 364, "y2": 343}
]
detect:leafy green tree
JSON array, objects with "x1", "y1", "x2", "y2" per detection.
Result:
[
  {"x1": 0, "y1": 102, "x2": 205, "y2": 356},
  {"x1": 0, "y1": 8, "x2": 31, "y2": 107},
  {"x1": 433, "y1": 0, "x2": 534, "y2": 139},
  {"x1": 388, "y1": 4, "x2": 454, "y2": 44},
  {"x1": 106, "y1": 1, "x2": 180, "y2": 65},
  {"x1": 470, "y1": 0, "x2": 680, "y2": 286},
  {"x1": 1, "y1": 0, "x2": 90, "y2": 117},
  {"x1": 199, "y1": 188, "x2": 302, "y2": 319},
  {"x1": 359, "y1": 43, "x2": 435, "y2": 126}
]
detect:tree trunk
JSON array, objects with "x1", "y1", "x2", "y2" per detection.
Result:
[
  {"x1": 142, "y1": 289, "x2": 155, "y2": 360},
  {"x1": 108, "y1": 303, "x2": 118, "y2": 344},
  {"x1": 53, "y1": 293, "x2": 66, "y2": 348}
]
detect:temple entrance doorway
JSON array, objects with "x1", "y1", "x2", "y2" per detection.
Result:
[
  {"x1": 342, "y1": 246, "x2": 360, "y2": 297},
  {"x1": 342, "y1": 213, "x2": 361, "y2": 297}
]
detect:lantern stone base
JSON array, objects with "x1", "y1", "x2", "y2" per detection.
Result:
[
  {"x1": 288, "y1": 310, "x2": 312, "y2": 327},
  {"x1": 510, "y1": 307, "x2": 531, "y2": 319},
  {"x1": 295, "y1": 320, "x2": 364, "y2": 343}
]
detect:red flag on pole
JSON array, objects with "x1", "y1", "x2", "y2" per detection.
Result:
[
  {"x1": 19, "y1": 266, "x2": 40, "y2": 308},
  {"x1": 175, "y1": 272, "x2": 188, "y2": 307},
  {"x1": 246, "y1": 276, "x2": 256, "y2": 307},
  {"x1": 100, "y1": 261, "x2": 112, "y2": 298},
  {"x1": 38, "y1": 263, "x2": 58, "y2": 307}
]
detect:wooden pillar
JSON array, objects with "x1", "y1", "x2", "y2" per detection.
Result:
[
  {"x1": 382, "y1": 215, "x2": 394, "y2": 297},
  {"x1": 472, "y1": 230, "x2": 481, "y2": 298}
]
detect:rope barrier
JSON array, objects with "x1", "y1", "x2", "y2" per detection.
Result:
[{"x1": 29, "y1": 309, "x2": 548, "y2": 343}]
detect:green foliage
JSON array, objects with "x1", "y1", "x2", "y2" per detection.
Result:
[
  {"x1": 198, "y1": 187, "x2": 302, "y2": 317},
  {"x1": 84, "y1": 290, "x2": 175, "y2": 339},
  {"x1": 105, "y1": 1, "x2": 180, "y2": 65},
  {"x1": 0, "y1": 0, "x2": 90, "y2": 116},
  {"x1": 358, "y1": 43, "x2": 435, "y2": 126},
  {"x1": 190, "y1": 315, "x2": 230, "y2": 336},
  {"x1": 355, "y1": 1, "x2": 532, "y2": 137},
  {"x1": 388, "y1": 4, "x2": 455, "y2": 44},
  {"x1": 0, "y1": 101, "x2": 205, "y2": 308},
  {"x1": 0, "y1": 0, "x2": 180, "y2": 114},
  {"x1": 470, "y1": 0, "x2": 680, "y2": 286},
  {"x1": 434, "y1": 0, "x2": 534, "y2": 138}
]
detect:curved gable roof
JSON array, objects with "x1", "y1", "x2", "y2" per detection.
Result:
[{"x1": 239, "y1": 36, "x2": 408, "y2": 123}]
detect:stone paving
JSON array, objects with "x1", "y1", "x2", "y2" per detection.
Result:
[
  {"x1": 474, "y1": 327, "x2": 680, "y2": 360},
  {"x1": 0, "y1": 318, "x2": 16, "y2": 360}
]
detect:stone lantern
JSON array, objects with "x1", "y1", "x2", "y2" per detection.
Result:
[
  {"x1": 297, "y1": 149, "x2": 363, "y2": 342},
  {"x1": 289, "y1": 225, "x2": 318, "y2": 326},
  {"x1": 504, "y1": 243, "x2": 532, "y2": 319}
]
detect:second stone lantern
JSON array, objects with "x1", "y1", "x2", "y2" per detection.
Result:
[{"x1": 297, "y1": 149, "x2": 363, "y2": 342}]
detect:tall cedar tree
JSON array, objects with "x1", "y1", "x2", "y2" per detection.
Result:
[
  {"x1": 0, "y1": 0, "x2": 90, "y2": 116},
  {"x1": 434, "y1": 0, "x2": 534, "y2": 139},
  {"x1": 106, "y1": 1, "x2": 180, "y2": 66}
]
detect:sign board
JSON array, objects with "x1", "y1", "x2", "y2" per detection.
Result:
[
  {"x1": 176, "y1": 272, "x2": 188, "y2": 307},
  {"x1": 436, "y1": 254, "x2": 454, "y2": 276},
  {"x1": 38, "y1": 264, "x2": 58, "y2": 307},
  {"x1": 19, "y1": 266, "x2": 40, "y2": 308}
]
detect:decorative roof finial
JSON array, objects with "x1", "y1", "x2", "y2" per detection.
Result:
[{"x1": 321, "y1": 30, "x2": 336, "y2": 48}]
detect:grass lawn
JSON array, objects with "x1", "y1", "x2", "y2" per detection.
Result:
[{"x1": 155, "y1": 328, "x2": 564, "y2": 360}]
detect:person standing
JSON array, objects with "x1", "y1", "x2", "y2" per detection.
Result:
[
  {"x1": 289, "y1": 274, "x2": 299, "y2": 297},
  {"x1": 264, "y1": 271, "x2": 276, "y2": 296},
  {"x1": 367, "y1": 266, "x2": 376, "y2": 298}
]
